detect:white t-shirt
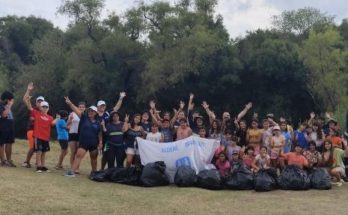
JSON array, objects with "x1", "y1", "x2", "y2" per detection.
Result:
[
  {"x1": 69, "y1": 112, "x2": 80, "y2": 134},
  {"x1": 146, "y1": 132, "x2": 162, "y2": 143}
]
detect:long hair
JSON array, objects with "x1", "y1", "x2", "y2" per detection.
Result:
[
  {"x1": 210, "y1": 119, "x2": 221, "y2": 135},
  {"x1": 131, "y1": 114, "x2": 141, "y2": 129},
  {"x1": 321, "y1": 140, "x2": 334, "y2": 166}
]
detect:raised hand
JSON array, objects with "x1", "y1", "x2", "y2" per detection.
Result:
[
  {"x1": 189, "y1": 93, "x2": 194, "y2": 100},
  {"x1": 27, "y1": 82, "x2": 34, "y2": 91},
  {"x1": 120, "y1": 91, "x2": 126, "y2": 99},
  {"x1": 310, "y1": 112, "x2": 315, "y2": 119},
  {"x1": 173, "y1": 108, "x2": 178, "y2": 114},
  {"x1": 253, "y1": 112, "x2": 258, "y2": 119},
  {"x1": 246, "y1": 102, "x2": 252, "y2": 109},
  {"x1": 64, "y1": 96, "x2": 72, "y2": 105},
  {"x1": 149, "y1": 100, "x2": 156, "y2": 109},
  {"x1": 188, "y1": 102, "x2": 195, "y2": 111},
  {"x1": 124, "y1": 114, "x2": 129, "y2": 123},
  {"x1": 100, "y1": 120, "x2": 105, "y2": 127},
  {"x1": 202, "y1": 101, "x2": 209, "y2": 109}
]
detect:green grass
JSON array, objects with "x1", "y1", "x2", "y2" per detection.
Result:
[{"x1": 0, "y1": 140, "x2": 346, "y2": 215}]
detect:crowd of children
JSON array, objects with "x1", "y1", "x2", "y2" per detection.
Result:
[{"x1": 0, "y1": 83, "x2": 347, "y2": 187}]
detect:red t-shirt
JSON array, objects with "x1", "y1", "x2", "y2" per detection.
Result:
[
  {"x1": 284, "y1": 152, "x2": 309, "y2": 168},
  {"x1": 32, "y1": 109, "x2": 53, "y2": 141}
]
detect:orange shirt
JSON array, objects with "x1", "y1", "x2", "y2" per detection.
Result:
[
  {"x1": 283, "y1": 152, "x2": 308, "y2": 168},
  {"x1": 328, "y1": 136, "x2": 342, "y2": 148},
  {"x1": 32, "y1": 109, "x2": 53, "y2": 141}
]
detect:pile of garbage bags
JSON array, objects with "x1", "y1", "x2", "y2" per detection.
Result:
[{"x1": 89, "y1": 162, "x2": 331, "y2": 191}]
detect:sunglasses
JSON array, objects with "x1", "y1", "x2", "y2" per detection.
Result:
[{"x1": 42, "y1": 106, "x2": 49, "y2": 109}]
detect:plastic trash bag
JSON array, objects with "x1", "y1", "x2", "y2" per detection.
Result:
[
  {"x1": 197, "y1": 169, "x2": 222, "y2": 190},
  {"x1": 254, "y1": 169, "x2": 278, "y2": 192},
  {"x1": 140, "y1": 161, "x2": 170, "y2": 187},
  {"x1": 174, "y1": 166, "x2": 197, "y2": 187},
  {"x1": 109, "y1": 167, "x2": 142, "y2": 186},
  {"x1": 224, "y1": 164, "x2": 254, "y2": 190},
  {"x1": 89, "y1": 170, "x2": 110, "y2": 182},
  {"x1": 309, "y1": 168, "x2": 331, "y2": 190},
  {"x1": 279, "y1": 165, "x2": 310, "y2": 190}
]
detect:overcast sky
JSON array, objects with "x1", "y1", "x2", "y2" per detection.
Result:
[{"x1": 0, "y1": 0, "x2": 347, "y2": 38}]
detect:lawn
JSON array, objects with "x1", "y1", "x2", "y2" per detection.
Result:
[{"x1": 0, "y1": 140, "x2": 346, "y2": 215}]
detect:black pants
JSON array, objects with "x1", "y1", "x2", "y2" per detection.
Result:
[{"x1": 107, "y1": 144, "x2": 126, "y2": 168}]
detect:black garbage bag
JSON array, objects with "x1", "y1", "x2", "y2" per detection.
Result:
[
  {"x1": 140, "y1": 161, "x2": 170, "y2": 187},
  {"x1": 224, "y1": 165, "x2": 254, "y2": 190},
  {"x1": 254, "y1": 169, "x2": 278, "y2": 192},
  {"x1": 197, "y1": 169, "x2": 222, "y2": 190},
  {"x1": 309, "y1": 168, "x2": 331, "y2": 190},
  {"x1": 174, "y1": 166, "x2": 197, "y2": 187},
  {"x1": 279, "y1": 165, "x2": 310, "y2": 190},
  {"x1": 89, "y1": 170, "x2": 110, "y2": 182},
  {"x1": 109, "y1": 167, "x2": 142, "y2": 186}
]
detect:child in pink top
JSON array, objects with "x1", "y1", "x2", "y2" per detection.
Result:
[{"x1": 215, "y1": 152, "x2": 230, "y2": 176}]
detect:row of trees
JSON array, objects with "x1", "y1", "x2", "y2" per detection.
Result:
[{"x1": 1, "y1": 0, "x2": 348, "y2": 136}]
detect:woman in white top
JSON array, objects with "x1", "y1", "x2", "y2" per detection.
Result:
[
  {"x1": 67, "y1": 102, "x2": 86, "y2": 170},
  {"x1": 146, "y1": 123, "x2": 163, "y2": 143}
]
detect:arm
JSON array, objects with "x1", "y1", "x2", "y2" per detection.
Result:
[
  {"x1": 251, "y1": 159, "x2": 259, "y2": 172},
  {"x1": 113, "y1": 92, "x2": 126, "y2": 112},
  {"x1": 97, "y1": 131, "x2": 103, "y2": 150},
  {"x1": 236, "y1": 102, "x2": 252, "y2": 122},
  {"x1": 308, "y1": 112, "x2": 315, "y2": 126},
  {"x1": 66, "y1": 113, "x2": 73, "y2": 129},
  {"x1": 101, "y1": 120, "x2": 107, "y2": 133},
  {"x1": 122, "y1": 114, "x2": 130, "y2": 133},
  {"x1": 149, "y1": 109, "x2": 161, "y2": 127},
  {"x1": 187, "y1": 93, "x2": 194, "y2": 117},
  {"x1": 1, "y1": 99, "x2": 14, "y2": 118},
  {"x1": 51, "y1": 114, "x2": 60, "y2": 126},
  {"x1": 202, "y1": 101, "x2": 216, "y2": 125},
  {"x1": 64, "y1": 96, "x2": 82, "y2": 118},
  {"x1": 23, "y1": 82, "x2": 34, "y2": 112}
]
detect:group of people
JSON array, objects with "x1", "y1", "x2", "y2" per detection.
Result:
[{"x1": 0, "y1": 83, "x2": 347, "y2": 187}]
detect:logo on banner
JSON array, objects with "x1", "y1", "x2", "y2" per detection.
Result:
[{"x1": 175, "y1": 156, "x2": 192, "y2": 167}]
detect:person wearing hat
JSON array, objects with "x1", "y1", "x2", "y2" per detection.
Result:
[
  {"x1": 176, "y1": 118, "x2": 192, "y2": 140},
  {"x1": 270, "y1": 125, "x2": 285, "y2": 169},
  {"x1": 22, "y1": 92, "x2": 45, "y2": 168},
  {"x1": 23, "y1": 82, "x2": 58, "y2": 172},
  {"x1": 0, "y1": 90, "x2": 15, "y2": 167},
  {"x1": 64, "y1": 97, "x2": 102, "y2": 177}
]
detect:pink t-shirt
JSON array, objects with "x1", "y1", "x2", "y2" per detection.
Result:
[{"x1": 215, "y1": 160, "x2": 231, "y2": 176}]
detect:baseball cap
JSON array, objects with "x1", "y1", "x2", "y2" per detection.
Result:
[
  {"x1": 36, "y1": 96, "x2": 45, "y2": 102},
  {"x1": 273, "y1": 125, "x2": 280, "y2": 131},
  {"x1": 40, "y1": 101, "x2": 49, "y2": 107},
  {"x1": 89, "y1": 106, "x2": 98, "y2": 112},
  {"x1": 97, "y1": 100, "x2": 106, "y2": 106}
]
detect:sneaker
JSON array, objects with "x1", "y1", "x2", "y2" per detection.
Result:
[
  {"x1": 1, "y1": 160, "x2": 11, "y2": 167},
  {"x1": 64, "y1": 170, "x2": 76, "y2": 177},
  {"x1": 55, "y1": 165, "x2": 63, "y2": 170},
  {"x1": 342, "y1": 177, "x2": 348, "y2": 182},
  {"x1": 337, "y1": 182, "x2": 343, "y2": 187},
  {"x1": 36, "y1": 167, "x2": 43, "y2": 173},
  {"x1": 7, "y1": 160, "x2": 16, "y2": 167},
  {"x1": 41, "y1": 166, "x2": 50, "y2": 173},
  {"x1": 21, "y1": 162, "x2": 31, "y2": 168}
]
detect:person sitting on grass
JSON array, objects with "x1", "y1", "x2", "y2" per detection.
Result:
[
  {"x1": 303, "y1": 141, "x2": 321, "y2": 168},
  {"x1": 321, "y1": 140, "x2": 346, "y2": 186},
  {"x1": 281, "y1": 144, "x2": 309, "y2": 169},
  {"x1": 64, "y1": 97, "x2": 102, "y2": 177},
  {"x1": 23, "y1": 82, "x2": 58, "y2": 173},
  {"x1": 55, "y1": 110, "x2": 69, "y2": 170},
  {"x1": 252, "y1": 146, "x2": 271, "y2": 173},
  {"x1": 230, "y1": 151, "x2": 242, "y2": 172},
  {"x1": 215, "y1": 151, "x2": 230, "y2": 177}
]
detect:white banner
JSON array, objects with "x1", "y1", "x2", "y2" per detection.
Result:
[{"x1": 137, "y1": 136, "x2": 220, "y2": 182}]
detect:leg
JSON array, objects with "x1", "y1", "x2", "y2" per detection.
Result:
[
  {"x1": 107, "y1": 145, "x2": 116, "y2": 169},
  {"x1": 41, "y1": 152, "x2": 46, "y2": 167},
  {"x1": 36, "y1": 151, "x2": 42, "y2": 167},
  {"x1": 5, "y1": 143, "x2": 12, "y2": 161},
  {"x1": 89, "y1": 149, "x2": 98, "y2": 172},
  {"x1": 331, "y1": 168, "x2": 342, "y2": 181},
  {"x1": 0, "y1": 144, "x2": 5, "y2": 163},
  {"x1": 115, "y1": 145, "x2": 126, "y2": 168},
  {"x1": 72, "y1": 148, "x2": 87, "y2": 172},
  {"x1": 101, "y1": 143, "x2": 107, "y2": 170},
  {"x1": 57, "y1": 149, "x2": 68, "y2": 167},
  {"x1": 125, "y1": 147, "x2": 135, "y2": 167},
  {"x1": 69, "y1": 141, "x2": 78, "y2": 168}
]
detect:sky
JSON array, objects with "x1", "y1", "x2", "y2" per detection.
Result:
[{"x1": 0, "y1": 0, "x2": 347, "y2": 38}]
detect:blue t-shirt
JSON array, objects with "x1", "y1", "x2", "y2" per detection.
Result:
[
  {"x1": 79, "y1": 114, "x2": 101, "y2": 146},
  {"x1": 282, "y1": 131, "x2": 292, "y2": 153},
  {"x1": 56, "y1": 119, "x2": 69, "y2": 140},
  {"x1": 106, "y1": 122, "x2": 124, "y2": 145},
  {"x1": 161, "y1": 127, "x2": 173, "y2": 142},
  {"x1": 295, "y1": 130, "x2": 308, "y2": 150}
]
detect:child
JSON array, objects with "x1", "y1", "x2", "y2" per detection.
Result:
[
  {"x1": 55, "y1": 110, "x2": 69, "y2": 169},
  {"x1": 243, "y1": 146, "x2": 255, "y2": 170},
  {"x1": 294, "y1": 122, "x2": 309, "y2": 150},
  {"x1": 226, "y1": 136, "x2": 241, "y2": 161},
  {"x1": 23, "y1": 82, "x2": 57, "y2": 173},
  {"x1": 303, "y1": 141, "x2": 321, "y2": 168},
  {"x1": 230, "y1": 151, "x2": 242, "y2": 172},
  {"x1": 146, "y1": 123, "x2": 163, "y2": 143},
  {"x1": 252, "y1": 146, "x2": 271, "y2": 172},
  {"x1": 198, "y1": 127, "x2": 207, "y2": 138},
  {"x1": 282, "y1": 144, "x2": 309, "y2": 169},
  {"x1": 270, "y1": 125, "x2": 285, "y2": 168},
  {"x1": 215, "y1": 152, "x2": 230, "y2": 176}
]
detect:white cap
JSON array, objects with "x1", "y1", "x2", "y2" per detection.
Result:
[
  {"x1": 97, "y1": 100, "x2": 106, "y2": 106},
  {"x1": 36, "y1": 96, "x2": 45, "y2": 102},
  {"x1": 273, "y1": 125, "x2": 280, "y2": 131},
  {"x1": 89, "y1": 106, "x2": 98, "y2": 112},
  {"x1": 40, "y1": 101, "x2": 49, "y2": 107}
]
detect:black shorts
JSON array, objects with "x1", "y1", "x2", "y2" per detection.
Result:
[
  {"x1": 79, "y1": 144, "x2": 97, "y2": 152},
  {"x1": 69, "y1": 133, "x2": 79, "y2": 142},
  {"x1": 34, "y1": 138, "x2": 50, "y2": 152},
  {"x1": 59, "y1": 140, "x2": 68, "y2": 150},
  {"x1": 0, "y1": 118, "x2": 15, "y2": 145}
]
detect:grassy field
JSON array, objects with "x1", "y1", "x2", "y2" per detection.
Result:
[{"x1": 0, "y1": 140, "x2": 346, "y2": 215}]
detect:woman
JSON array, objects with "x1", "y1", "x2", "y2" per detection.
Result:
[
  {"x1": 312, "y1": 122, "x2": 324, "y2": 150},
  {"x1": 66, "y1": 101, "x2": 86, "y2": 172},
  {"x1": 327, "y1": 128, "x2": 343, "y2": 149},
  {"x1": 321, "y1": 140, "x2": 345, "y2": 186},
  {"x1": 101, "y1": 111, "x2": 128, "y2": 168},
  {"x1": 270, "y1": 126, "x2": 285, "y2": 168},
  {"x1": 280, "y1": 121, "x2": 292, "y2": 154},
  {"x1": 64, "y1": 97, "x2": 102, "y2": 177},
  {"x1": 124, "y1": 114, "x2": 145, "y2": 167},
  {"x1": 246, "y1": 119, "x2": 262, "y2": 154},
  {"x1": 209, "y1": 119, "x2": 222, "y2": 141},
  {"x1": 236, "y1": 120, "x2": 248, "y2": 148},
  {"x1": 303, "y1": 141, "x2": 321, "y2": 168}
]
